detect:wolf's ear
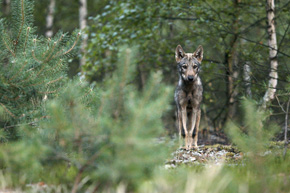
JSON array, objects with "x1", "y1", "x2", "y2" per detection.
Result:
[
  {"x1": 193, "y1": 45, "x2": 203, "y2": 62},
  {"x1": 175, "y1": 45, "x2": 185, "y2": 63}
]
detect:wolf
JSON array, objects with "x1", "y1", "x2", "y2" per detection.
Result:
[{"x1": 174, "y1": 45, "x2": 203, "y2": 150}]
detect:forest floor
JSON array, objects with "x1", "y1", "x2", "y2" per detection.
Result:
[
  {"x1": 166, "y1": 144, "x2": 243, "y2": 169},
  {"x1": 166, "y1": 131, "x2": 287, "y2": 168},
  {"x1": 165, "y1": 130, "x2": 243, "y2": 168}
]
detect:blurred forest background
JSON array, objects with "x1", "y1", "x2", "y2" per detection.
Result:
[
  {"x1": 29, "y1": 0, "x2": 290, "y2": 133},
  {"x1": 0, "y1": 0, "x2": 290, "y2": 192}
]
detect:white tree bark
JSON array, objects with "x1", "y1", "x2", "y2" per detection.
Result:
[
  {"x1": 45, "y1": 0, "x2": 56, "y2": 38},
  {"x1": 262, "y1": 0, "x2": 278, "y2": 109},
  {"x1": 243, "y1": 62, "x2": 252, "y2": 98},
  {"x1": 79, "y1": 0, "x2": 88, "y2": 68}
]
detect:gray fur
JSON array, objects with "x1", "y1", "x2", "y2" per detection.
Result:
[{"x1": 174, "y1": 45, "x2": 203, "y2": 149}]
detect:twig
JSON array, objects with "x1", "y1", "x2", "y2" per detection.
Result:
[
  {"x1": 9, "y1": 61, "x2": 27, "y2": 82},
  {"x1": 0, "y1": 102, "x2": 16, "y2": 118},
  {"x1": 23, "y1": 27, "x2": 30, "y2": 54},
  {"x1": 14, "y1": 0, "x2": 25, "y2": 52},
  {"x1": 283, "y1": 97, "x2": 290, "y2": 159},
  {"x1": 275, "y1": 95, "x2": 286, "y2": 113},
  {"x1": 32, "y1": 50, "x2": 42, "y2": 63},
  {"x1": 92, "y1": 183, "x2": 100, "y2": 193},
  {"x1": 63, "y1": 33, "x2": 80, "y2": 56},
  {"x1": 71, "y1": 147, "x2": 107, "y2": 193},
  {"x1": 46, "y1": 76, "x2": 63, "y2": 85},
  {"x1": 38, "y1": 88, "x2": 61, "y2": 94},
  {"x1": 2, "y1": 36, "x2": 15, "y2": 57},
  {"x1": 2, "y1": 121, "x2": 38, "y2": 129},
  {"x1": 43, "y1": 42, "x2": 57, "y2": 62}
]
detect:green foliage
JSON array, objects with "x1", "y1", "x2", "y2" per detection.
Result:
[
  {"x1": 0, "y1": 47, "x2": 173, "y2": 191},
  {"x1": 85, "y1": 0, "x2": 290, "y2": 130},
  {"x1": 139, "y1": 99, "x2": 290, "y2": 193},
  {"x1": 1, "y1": 1, "x2": 290, "y2": 192},
  {"x1": 225, "y1": 99, "x2": 289, "y2": 192},
  {"x1": 227, "y1": 99, "x2": 278, "y2": 155},
  {"x1": 85, "y1": 1, "x2": 162, "y2": 81},
  {"x1": 0, "y1": 0, "x2": 79, "y2": 138}
]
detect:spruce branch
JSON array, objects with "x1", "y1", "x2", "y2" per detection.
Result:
[
  {"x1": 80, "y1": 88, "x2": 93, "y2": 101},
  {"x1": 71, "y1": 146, "x2": 110, "y2": 193},
  {"x1": 47, "y1": 38, "x2": 51, "y2": 46},
  {"x1": 14, "y1": 0, "x2": 25, "y2": 52},
  {"x1": 63, "y1": 32, "x2": 80, "y2": 56},
  {"x1": 23, "y1": 27, "x2": 30, "y2": 54},
  {"x1": 33, "y1": 38, "x2": 36, "y2": 47},
  {"x1": 2, "y1": 35, "x2": 15, "y2": 57},
  {"x1": 20, "y1": 71, "x2": 35, "y2": 83},
  {"x1": 42, "y1": 49, "x2": 49, "y2": 58},
  {"x1": 25, "y1": 59, "x2": 63, "y2": 84},
  {"x1": 3, "y1": 95, "x2": 20, "y2": 101},
  {"x1": 46, "y1": 76, "x2": 63, "y2": 85},
  {"x1": 8, "y1": 61, "x2": 27, "y2": 82},
  {"x1": 38, "y1": 89, "x2": 60, "y2": 94},
  {"x1": 45, "y1": 59, "x2": 63, "y2": 73},
  {"x1": 42, "y1": 39, "x2": 52, "y2": 58},
  {"x1": 31, "y1": 50, "x2": 42, "y2": 63},
  {"x1": 42, "y1": 34, "x2": 65, "y2": 62},
  {"x1": 35, "y1": 65, "x2": 46, "y2": 78},
  {"x1": 25, "y1": 80, "x2": 45, "y2": 87},
  {"x1": 0, "y1": 102, "x2": 16, "y2": 118},
  {"x1": 50, "y1": 49, "x2": 64, "y2": 60},
  {"x1": 43, "y1": 41, "x2": 57, "y2": 62},
  {"x1": 57, "y1": 34, "x2": 65, "y2": 43}
]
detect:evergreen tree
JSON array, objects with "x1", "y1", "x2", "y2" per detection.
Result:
[
  {"x1": 0, "y1": 0, "x2": 79, "y2": 139},
  {"x1": 0, "y1": 47, "x2": 173, "y2": 191}
]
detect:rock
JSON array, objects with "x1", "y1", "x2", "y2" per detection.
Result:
[
  {"x1": 190, "y1": 157, "x2": 196, "y2": 162},
  {"x1": 165, "y1": 164, "x2": 176, "y2": 169}
]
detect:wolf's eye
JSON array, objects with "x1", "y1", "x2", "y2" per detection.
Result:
[
  {"x1": 182, "y1": 65, "x2": 187, "y2": 69},
  {"x1": 193, "y1": 65, "x2": 198, "y2": 69}
]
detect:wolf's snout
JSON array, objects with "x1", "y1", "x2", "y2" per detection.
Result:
[{"x1": 188, "y1": 75, "x2": 194, "y2": 81}]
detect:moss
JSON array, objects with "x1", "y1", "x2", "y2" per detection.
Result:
[
  {"x1": 226, "y1": 152, "x2": 235, "y2": 157},
  {"x1": 268, "y1": 141, "x2": 288, "y2": 149}
]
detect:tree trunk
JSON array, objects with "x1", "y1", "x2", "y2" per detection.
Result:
[
  {"x1": 262, "y1": 0, "x2": 278, "y2": 109},
  {"x1": 3, "y1": 0, "x2": 11, "y2": 15},
  {"x1": 283, "y1": 98, "x2": 290, "y2": 158},
  {"x1": 79, "y1": 0, "x2": 88, "y2": 68},
  {"x1": 45, "y1": 0, "x2": 55, "y2": 38},
  {"x1": 225, "y1": 0, "x2": 240, "y2": 122},
  {"x1": 243, "y1": 62, "x2": 252, "y2": 98}
]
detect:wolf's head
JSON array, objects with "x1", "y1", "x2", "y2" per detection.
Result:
[{"x1": 175, "y1": 45, "x2": 203, "y2": 82}]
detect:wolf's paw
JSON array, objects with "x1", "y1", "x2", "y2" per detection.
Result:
[{"x1": 192, "y1": 145, "x2": 199, "y2": 150}]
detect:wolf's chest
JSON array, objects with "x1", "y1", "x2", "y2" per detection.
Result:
[{"x1": 186, "y1": 92, "x2": 197, "y2": 107}]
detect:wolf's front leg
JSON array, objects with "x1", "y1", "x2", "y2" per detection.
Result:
[
  {"x1": 181, "y1": 106, "x2": 191, "y2": 150},
  {"x1": 189, "y1": 109, "x2": 197, "y2": 148},
  {"x1": 193, "y1": 109, "x2": 201, "y2": 147},
  {"x1": 181, "y1": 107, "x2": 188, "y2": 136},
  {"x1": 176, "y1": 109, "x2": 184, "y2": 148}
]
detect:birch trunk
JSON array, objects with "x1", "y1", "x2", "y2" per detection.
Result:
[
  {"x1": 45, "y1": 0, "x2": 55, "y2": 38},
  {"x1": 262, "y1": 0, "x2": 278, "y2": 109},
  {"x1": 79, "y1": 0, "x2": 88, "y2": 68},
  {"x1": 243, "y1": 62, "x2": 252, "y2": 98}
]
